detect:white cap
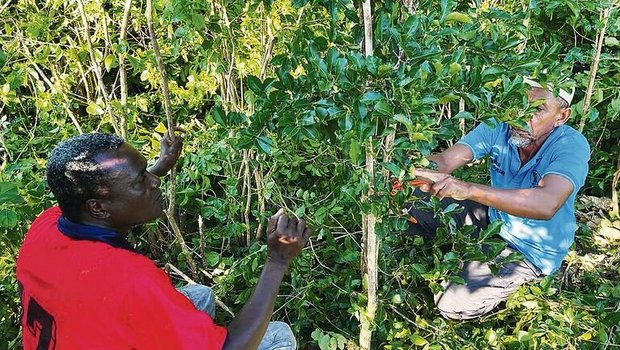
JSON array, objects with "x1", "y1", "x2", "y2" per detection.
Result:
[{"x1": 523, "y1": 77, "x2": 575, "y2": 105}]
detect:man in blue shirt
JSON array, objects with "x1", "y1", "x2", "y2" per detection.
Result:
[{"x1": 409, "y1": 79, "x2": 590, "y2": 320}]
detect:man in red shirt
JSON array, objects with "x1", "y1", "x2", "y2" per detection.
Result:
[{"x1": 17, "y1": 132, "x2": 309, "y2": 349}]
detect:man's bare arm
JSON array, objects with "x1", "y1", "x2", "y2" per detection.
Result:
[
  {"x1": 223, "y1": 210, "x2": 310, "y2": 350},
  {"x1": 416, "y1": 170, "x2": 573, "y2": 220},
  {"x1": 429, "y1": 143, "x2": 474, "y2": 174}
]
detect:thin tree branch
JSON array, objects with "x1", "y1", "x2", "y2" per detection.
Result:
[
  {"x1": 360, "y1": 2, "x2": 377, "y2": 349},
  {"x1": 118, "y1": 0, "x2": 133, "y2": 139},
  {"x1": 75, "y1": 0, "x2": 120, "y2": 135},
  {"x1": 146, "y1": 0, "x2": 198, "y2": 280},
  {"x1": 612, "y1": 152, "x2": 620, "y2": 218},
  {"x1": 579, "y1": 6, "x2": 612, "y2": 132},
  {"x1": 145, "y1": 0, "x2": 174, "y2": 138},
  {"x1": 0, "y1": 0, "x2": 12, "y2": 15}
]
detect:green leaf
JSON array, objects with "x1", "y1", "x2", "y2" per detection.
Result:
[
  {"x1": 326, "y1": 47, "x2": 339, "y2": 69},
  {"x1": 205, "y1": 251, "x2": 220, "y2": 267},
  {"x1": 447, "y1": 275, "x2": 466, "y2": 284},
  {"x1": 292, "y1": 0, "x2": 309, "y2": 8},
  {"x1": 191, "y1": 13, "x2": 206, "y2": 30},
  {"x1": 479, "y1": 220, "x2": 502, "y2": 241},
  {"x1": 486, "y1": 329, "x2": 497, "y2": 345},
  {"x1": 315, "y1": 206, "x2": 329, "y2": 224},
  {"x1": 339, "y1": 112, "x2": 352, "y2": 132},
  {"x1": 383, "y1": 162, "x2": 402, "y2": 177},
  {"x1": 154, "y1": 122, "x2": 167, "y2": 134},
  {"x1": 374, "y1": 101, "x2": 393, "y2": 116},
  {"x1": 104, "y1": 54, "x2": 116, "y2": 72},
  {"x1": 174, "y1": 26, "x2": 188, "y2": 38},
  {"x1": 603, "y1": 311, "x2": 620, "y2": 327},
  {"x1": 211, "y1": 106, "x2": 226, "y2": 126},
  {"x1": 86, "y1": 102, "x2": 104, "y2": 116},
  {"x1": 393, "y1": 114, "x2": 413, "y2": 127},
  {"x1": 605, "y1": 37, "x2": 620, "y2": 47},
  {"x1": 445, "y1": 12, "x2": 473, "y2": 24},
  {"x1": 448, "y1": 62, "x2": 462, "y2": 74},
  {"x1": 410, "y1": 333, "x2": 428, "y2": 345},
  {"x1": 587, "y1": 108, "x2": 599, "y2": 123},
  {"x1": 318, "y1": 334, "x2": 330, "y2": 349},
  {"x1": 0, "y1": 208, "x2": 18, "y2": 228},
  {"x1": 360, "y1": 91, "x2": 383, "y2": 103},
  {"x1": 0, "y1": 182, "x2": 23, "y2": 204},
  {"x1": 349, "y1": 139, "x2": 361, "y2": 163},
  {"x1": 454, "y1": 111, "x2": 474, "y2": 120},
  {"x1": 517, "y1": 330, "x2": 532, "y2": 342},
  {"x1": 443, "y1": 203, "x2": 462, "y2": 215},
  {"x1": 256, "y1": 135, "x2": 273, "y2": 155},
  {"x1": 349, "y1": 52, "x2": 365, "y2": 70},
  {"x1": 247, "y1": 75, "x2": 263, "y2": 94}
]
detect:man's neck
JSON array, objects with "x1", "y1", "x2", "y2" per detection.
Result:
[
  {"x1": 517, "y1": 129, "x2": 554, "y2": 166},
  {"x1": 75, "y1": 215, "x2": 129, "y2": 236}
]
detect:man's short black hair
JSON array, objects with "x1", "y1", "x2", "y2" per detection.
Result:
[{"x1": 46, "y1": 133, "x2": 125, "y2": 221}]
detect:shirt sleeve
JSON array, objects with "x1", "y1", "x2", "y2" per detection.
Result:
[
  {"x1": 122, "y1": 262, "x2": 227, "y2": 350},
  {"x1": 457, "y1": 119, "x2": 503, "y2": 160},
  {"x1": 541, "y1": 131, "x2": 590, "y2": 193}
]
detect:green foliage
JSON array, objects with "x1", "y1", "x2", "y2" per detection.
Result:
[{"x1": 1, "y1": 0, "x2": 619, "y2": 349}]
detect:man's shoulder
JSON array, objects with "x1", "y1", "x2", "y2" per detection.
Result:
[
  {"x1": 19, "y1": 206, "x2": 62, "y2": 255},
  {"x1": 555, "y1": 125, "x2": 590, "y2": 151},
  {"x1": 30, "y1": 206, "x2": 62, "y2": 229}
]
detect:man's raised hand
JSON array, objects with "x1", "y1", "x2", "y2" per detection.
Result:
[
  {"x1": 266, "y1": 209, "x2": 311, "y2": 266},
  {"x1": 150, "y1": 127, "x2": 185, "y2": 177}
]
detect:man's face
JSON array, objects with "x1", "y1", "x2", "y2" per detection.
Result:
[
  {"x1": 509, "y1": 87, "x2": 566, "y2": 148},
  {"x1": 96, "y1": 143, "x2": 163, "y2": 232}
]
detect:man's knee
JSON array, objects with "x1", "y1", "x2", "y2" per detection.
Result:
[
  {"x1": 258, "y1": 321, "x2": 297, "y2": 350},
  {"x1": 434, "y1": 286, "x2": 496, "y2": 321},
  {"x1": 177, "y1": 284, "x2": 216, "y2": 318}
]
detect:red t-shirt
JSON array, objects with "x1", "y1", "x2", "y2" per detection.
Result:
[{"x1": 16, "y1": 207, "x2": 227, "y2": 349}]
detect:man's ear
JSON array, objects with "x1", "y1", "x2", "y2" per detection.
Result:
[
  {"x1": 555, "y1": 107, "x2": 571, "y2": 127},
  {"x1": 85, "y1": 199, "x2": 110, "y2": 219}
]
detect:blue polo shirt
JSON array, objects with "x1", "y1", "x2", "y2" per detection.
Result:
[{"x1": 458, "y1": 120, "x2": 590, "y2": 274}]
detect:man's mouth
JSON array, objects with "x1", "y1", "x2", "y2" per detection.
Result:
[{"x1": 511, "y1": 128, "x2": 532, "y2": 138}]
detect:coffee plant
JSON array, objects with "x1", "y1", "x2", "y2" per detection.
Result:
[{"x1": 1, "y1": 0, "x2": 619, "y2": 349}]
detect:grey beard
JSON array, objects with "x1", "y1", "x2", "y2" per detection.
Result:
[{"x1": 509, "y1": 129, "x2": 534, "y2": 148}]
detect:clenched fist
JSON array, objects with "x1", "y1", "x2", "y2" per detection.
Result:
[{"x1": 266, "y1": 209, "x2": 311, "y2": 266}]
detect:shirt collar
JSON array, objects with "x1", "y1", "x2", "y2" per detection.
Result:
[{"x1": 57, "y1": 216, "x2": 135, "y2": 252}]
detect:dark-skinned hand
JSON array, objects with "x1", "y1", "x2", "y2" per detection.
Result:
[
  {"x1": 150, "y1": 127, "x2": 185, "y2": 177},
  {"x1": 266, "y1": 209, "x2": 311, "y2": 266}
]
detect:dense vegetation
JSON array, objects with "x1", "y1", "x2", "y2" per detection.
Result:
[{"x1": 1, "y1": 0, "x2": 619, "y2": 349}]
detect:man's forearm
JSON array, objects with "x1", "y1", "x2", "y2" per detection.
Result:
[
  {"x1": 148, "y1": 161, "x2": 168, "y2": 177},
  {"x1": 429, "y1": 143, "x2": 474, "y2": 174},
  {"x1": 466, "y1": 183, "x2": 560, "y2": 220},
  {"x1": 223, "y1": 260, "x2": 288, "y2": 350}
]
